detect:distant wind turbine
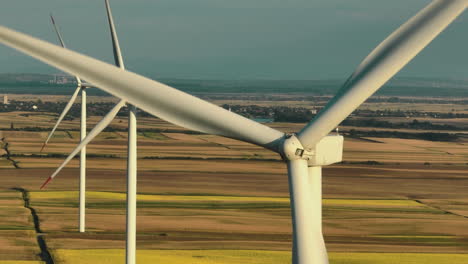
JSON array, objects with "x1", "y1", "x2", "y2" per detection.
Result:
[
  {"x1": 104, "y1": 0, "x2": 139, "y2": 262},
  {"x1": 0, "y1": 0, "x2": 466, "y2": 263},
  {"x1": 44, "y1": 1, "x2": 139, "y2": 263},
  {"x1": 42, "y1": 14, "x2": 93, "y2": 233}
]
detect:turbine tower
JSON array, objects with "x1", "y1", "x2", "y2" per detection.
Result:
[
  {"x1": 0, "y1": 0, "x2": 466, "y2": 263},
  {"x1": 42, "y1": 14, "x2": 92, "y2": 233},
  {"x1": 104, "y1": 0, "x2": 139, "y2": 263}
]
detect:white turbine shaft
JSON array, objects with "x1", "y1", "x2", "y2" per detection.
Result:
[
  {"x1": 79, "y1": 87, "x2": 86, "y2": 233},
  {"x1": 41, "y1": 99, "x2": 126, "y2": 188},
  {"x1": 126, "y1": 105, "x2": 137, "y2": 264},
  {"x1": 288, "y1": 160, "x2": 327, "y2": 264},
  {"x1": 298, "y1": 0, "x2": 467, "y2": 149},
  {"x1": 308, "y1": 166, "x2": 326, "y2": 262},
  {"x1": 104, "y1": 0, "x2": 137, "y2": 263}
]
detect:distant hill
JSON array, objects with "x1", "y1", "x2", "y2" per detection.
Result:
[{"x1": 0, "y1": 73, "x2": 467, "y2": 97}]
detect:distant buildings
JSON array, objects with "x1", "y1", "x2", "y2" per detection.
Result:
[
  {"x1": 2, "y1": 95, "x2": 8, "y2": 105},
  {"x1": 49, "y1": 74, "x2": 73, "y2": 84}
]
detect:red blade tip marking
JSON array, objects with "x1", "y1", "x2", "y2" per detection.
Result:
[
  {"x1": 40, "y1": 143, "x2": 46, "y2": 153},
  {"x1": 40, "y1": 177, "x2": 53, "y2": 190}
]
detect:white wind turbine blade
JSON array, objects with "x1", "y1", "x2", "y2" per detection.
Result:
[
  {"x1": 105, "y1": 0, "x2": 124, "y2": 69},
  {"x1": 0, "y1": 26, "x2": 284, "y2": 151},
  {"x1": 297, "y1": 0, "x2": 467, "y2": 149},
  {"x1": 50, "y1": 14, "x2": 66, "y2": 48},
  {"x1": 41, "y1": 14, "x2": 84, "y2": 152},
  {"x1": 40, "y1": 86, "x2": 81, "y2": 152},
  {"x1": 40, "y1": 99, "x2": 127, "y2": 189},
  {"x1": 50, "y1": 14, "x2": 81, "y2": 85}
]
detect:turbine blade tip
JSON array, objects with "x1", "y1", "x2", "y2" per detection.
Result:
[
  {"x1": 40, "y1": 176, "x2": 53, "y2": 190},
  {"x1": 40, "y1": 143, "x2": 47, "y2": 153}
]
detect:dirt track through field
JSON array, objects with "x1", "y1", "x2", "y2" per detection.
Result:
[
  {"x1": 1, "y1": 136, "x2": 20, "y2": 168},
  {"x1": 13, "y1": 187, "x2": 54, "y2": 264},
  {"x1": 414, "y1": 199, "x2": 468, "y2": 219}
]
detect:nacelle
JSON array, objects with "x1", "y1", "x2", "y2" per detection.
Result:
[{"x1": 307, "y1": 134, "x2": 343, "y2": 166}]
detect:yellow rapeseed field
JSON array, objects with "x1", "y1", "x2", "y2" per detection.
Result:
[
  {"x1": 324, "y1": 199, "x2": 420, "y2": 207},
  {"x1": 331, "y1": 252, "x2": 468, "y2": 264},
  {"x1": 53, "y1": 250, "x2": 468, "y2": 264},
  {"x1": 53, "y1": 249, "x2": 289, "y2": 264},
  {"x1": 30, "y1": 191, "x2": 288, "y2": 203},
  {"x1": 30, "y1": 191, "x2": 422, "y2": 207},
  {"x1": 0, "y1": 260, "x2": 44, "y2": 264}
]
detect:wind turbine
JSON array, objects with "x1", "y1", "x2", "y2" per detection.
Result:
[
  {"x1": 42, "y1": 14, "x2": 92, "y2": 233},
  {"x1": 0, "y1": 1, "x2": 466, "y2": 263},
  {"x1": 103, "y1": 0, "x2": 139, "y2": 262},
  {"x1": 48, "y1": 1, "x2": 139, "y2": 263}
]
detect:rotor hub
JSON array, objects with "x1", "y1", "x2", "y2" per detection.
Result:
[
  {"x1": 280, "y1": 134, "x2": 344, "y2": 166},
  {"x1": 80, "y1": 82, "x2": 93, "y2": 89},
  {"x1": 280, "y1": 134, "x2": 314, "y2": 161}
]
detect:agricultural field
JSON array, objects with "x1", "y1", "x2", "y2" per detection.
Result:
[
  {"x1": 0, "y1": 95, "x2": 466, "y2": 263},
  {"x1": 51, "y1": 251, "x2": 468, "y2": 264}
]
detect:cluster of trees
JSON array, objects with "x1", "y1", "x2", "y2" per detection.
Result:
[
  {"x1": 347, "y1": 129, "x2": 459, "y2": 142},
  {"x1": 222, "y1": 104, "x2": 275, "y2": 119},
  {"x1": 273, "y1": 108, "x2": 315, "y2": 122},
  {"x1": 342, "y1": 119, "x2": 463, "y2": 131},
  {"x1": 0, "y1": 100, "x2": 154, "y2": 119},
  {"x1": 221, "y1": 104, "x2": 466, "y2": 131},
  {"x1": 221, "y1": 104, "x2": 317, "y2": 122},
  {"x1": 367, "y1": 96, "x2": 468, "y2": 105},
  {"x1": 354, "y1": 109, "x2": 468, "y2": 119},
  {"x1": 1, "y1": 100, "x2": 465, "y2": 144}
]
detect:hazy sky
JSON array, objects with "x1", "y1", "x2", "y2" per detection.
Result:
[{"x1": 1, "y1": 0, "x2": 467, "y2": 80}]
